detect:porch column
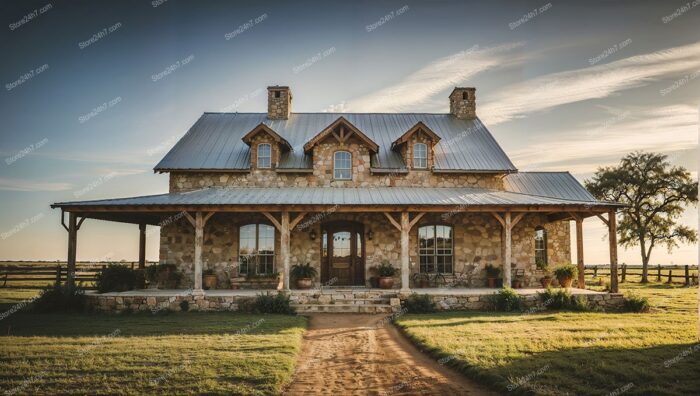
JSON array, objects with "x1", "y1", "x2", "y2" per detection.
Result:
[
  {"x1": 281, "y1": 211, "x2": 290, "y2": 291},
  {"x1": 504, "y1": 212, "x2": 512, "y2": 288},
  {"x1": 194, "y1": 212, "x2": 204, "y2": 292},
  {"x1": 138, "y1": 223, "x2": 146, "y2": 270},
  {"x1": 575, "y1": 216, "x2": 585, "y2": 288},
  {"x1": 608, "y1": 210, "x2": 619, "y2": 293},
  {"x1": 66, "y1": 213, "x2": 77, "y2": 287},
  {"x1": 400, "y1": 212, "x2": 410, "y2": 292}
]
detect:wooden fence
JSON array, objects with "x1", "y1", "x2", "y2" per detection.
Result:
[
  {"x1": 0, "y1": 262, "x2": 156, "y2": 290},
  {"x1": 585, "y1": 264, "x2": 699, "y2": 286}
]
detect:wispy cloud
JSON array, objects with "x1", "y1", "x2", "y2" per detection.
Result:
[
  {"x1": 325, "y1": 42, "x2": 525, "y2": 112},
  {"x1": 0, "y1": 178, "x2": 73, "y2": 192},
  {"x1": 480, "y1": 41, "x2": 700, "y2": 125},
  {"x1": 512, "y1": 104, "x2": 698, "y2": 173}
]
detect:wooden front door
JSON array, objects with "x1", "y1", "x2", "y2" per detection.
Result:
[{"x1": 322, "y1": 222, "x2": 364, "y2": 286}]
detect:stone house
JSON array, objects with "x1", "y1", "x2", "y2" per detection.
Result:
[{"x1": 52, "y1": 85, "x2": 624, "y2": 294}]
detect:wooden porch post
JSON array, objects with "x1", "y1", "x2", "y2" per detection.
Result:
[
  {"x1": 194, "y1": 212, "x2": 204, "y2": 292},
  {"x1": 608, "y1": 210, "x2": 619, "y2": 293},
  {"x1": 66, "y1": 212, "x2": 77, "y2": 287},
  {"x1": 400, "y1": 212, "x2": 410, "y2": 292},
  {"x1": 571, "y1": 214, "x2": 585, "y2": 288},
  {"x1": 504, "y1": 212, "x2": 512, "y2": 288},
  {"x1": 281, "y1": 211, "x2": 290, "y2": 291},
  {"x1": 138, "y1": 223, "x2": 146, "y2": 270}
]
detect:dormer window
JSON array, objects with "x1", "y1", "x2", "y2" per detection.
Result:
[
  {"x1": 334, "y1": 151, "x2": 352, "y2": 180},
  {"x1": 257, "y1": 143, "x2": 271, "y2": 168},
  {"x1": 413, "y1": 143, "x2": 427, "y2": 169}
]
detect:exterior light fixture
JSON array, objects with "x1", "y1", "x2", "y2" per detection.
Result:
[
  {"x1": 367, "y1": 230, "x2": 374, "y2": 240},
  {"x1": 309, "y1": 229, "x2": 317, "y2": 240}
]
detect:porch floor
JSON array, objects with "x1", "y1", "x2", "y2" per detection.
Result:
[{"x1": 88, "y1": 287, "x2": 606, "y2": 297}]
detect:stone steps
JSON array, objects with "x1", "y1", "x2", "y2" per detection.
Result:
[{"x1": 291, "y1": 303, "x2": 396, "y2": 314}]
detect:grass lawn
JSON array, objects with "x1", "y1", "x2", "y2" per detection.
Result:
[
  {"x1": 0, "y1": 312, "x2": 306, "y2": 395},
  {"x1": 396, "y1": 283, "x2": 699, "y2": 395}
]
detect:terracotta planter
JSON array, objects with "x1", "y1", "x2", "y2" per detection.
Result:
[
  {"x1": 296, "y1": 278, "x2": 313, "y2": 290},
  {"x1": 540, "y1": 276, "x2": 553, "y2": 288},
  {"x1": 487, "y1": 277, "x2": 497, "y2": 288},
  {"x1": 378, "y1": 277, "x2": 394, "y2": 289},
  {"x1": 418, "y1": 278, "x2": 430, "y2": 288},
  {"x1": 203, "y1": 274, "x2": 218, "y2": 290},
  {"x1": 512, "y1": 279, "x2": 522, "y2": 289},
  {"x1": 558, "y1": 276, "x2": 573, "y2": 288}
]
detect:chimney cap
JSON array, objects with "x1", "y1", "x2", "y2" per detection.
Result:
[
  {"x1": 267, "y1": 85, "x2": 290, "y2": 90},
  {"x1": 449, "y1": 87, "x2": 476, "y2": 97}
]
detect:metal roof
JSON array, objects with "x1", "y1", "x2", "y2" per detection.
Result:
[
  {"x1": 154, "y1": 113, "x2": 517, "y2": 172},
  {"x1": 52, "y1": 186, "x2": 617, "y2": 209},
  {"x1": 503, "y1": 172, "x2": 597, "y2": 202}
]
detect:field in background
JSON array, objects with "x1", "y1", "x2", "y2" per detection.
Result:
[
  {"x1": 396, "y1": 283, "x2": 699, "y2": 395},
  {"x1": 0, "y1": 313, "x2": 306, "y2": 395}
]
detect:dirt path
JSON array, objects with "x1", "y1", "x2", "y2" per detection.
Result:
[{"x1": 284, "y1": 314, "x2": 495, "y2": 396}]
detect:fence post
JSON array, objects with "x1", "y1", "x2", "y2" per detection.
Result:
[
  {"x1": 621, "y1": 264, "x2": 626, "y2": 283},
  {"x1": 657, "y1": 264, "x2": 661, "y2": 282},
  {"x1": 55, "y1": 265, "x2": 62, "y2": 284},
  {"x1": 667, "y1": 269, "x2": 672, "y2": 283},
  {"x1": 684, "y1": 265, "x2": 690, "y2": 286},
  {"x1": 593, "y1": 267, "x2": 598, "y2": 278}
]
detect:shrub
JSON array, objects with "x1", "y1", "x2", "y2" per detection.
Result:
[
  {"x1": 96, "y1": 264, "x2": 137, "y2": 293},
  {"x1": 179, "y1": 300, "x2": 190, "y2": 312},
  {"x1": 290, "y1": 263, "x2": 318, "y2": 280},
  {"x1": 485, "y1": 264, "x2": 501, "y2": 278},
  {"x1": 402, "y1": 293, "x2": 436, "y2": 313},
  {"x1": 491, "y1": 287, "x2": 522, "y2": 312},
  {"x1": 30, "y1": 282, "x2": 87, "y2": 313},
  {"x1": 376, "y1": 261, "x2": 398, "y2": 277},
  {"x1": 623, "y1": 293, "x2": 650, "y2": 313},
  {"x1": 553, "y1": 264, "x2": 578, "y2": 280},
  {"x1": 253, "y1": 292, "x2": 295, "y2": 315},
  {"x1": 537, "y1": 288, "x2": 590, "y2": 311}
]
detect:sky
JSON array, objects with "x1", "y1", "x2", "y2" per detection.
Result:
[{"x1": 0, "y1": 0, "x2": 698, "y2": 265}]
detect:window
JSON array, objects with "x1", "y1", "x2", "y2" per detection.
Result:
[
  {"x1": 257, "y1": 143, "x2": 271, "y2": 168},
  {"x1": 535, "y1": 226, "x2": 548, "y2": 268},
  {"x1": 418, "y1": 225, "x2": 453, "y2": 273},
  {"x1": 274, "y1": 90, "x2": 281, "y2": 98},
  {"x1": 238, "y1": 224, "x2": 275, "y2": 275},
  {"x1": 413, "y1": 143, "x2": 427, "y2": 169},
  {"x1": 462, "y1": 91, "x2": 468, "y2": 100},
  {"x1": 334, "y1": 151, "x2": 352, "y2": 180}
]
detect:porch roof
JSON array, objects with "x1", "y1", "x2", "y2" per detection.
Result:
[{"x1": 52, "y1": 186, "x2": 622, "y2": 215}]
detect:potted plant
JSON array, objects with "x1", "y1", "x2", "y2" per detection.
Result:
[
  {"x1": 291, "y1": 263, "x2": 318, "y2": 289},
  {"x1": 376, "y1": 261, "x2": 397, "y2": 289},
  {"x1": 540, "y1": 266, "x2": 553, "y2": 288},
  {"x1": 553, "y1": 264, "x2": 578, "y2": 288},
  {"x1": 203, "y1": 268, "x2": 218, "y2": 290},
  {"x1": 485, "y1": 264, "x2": 501, "y2": 288}
]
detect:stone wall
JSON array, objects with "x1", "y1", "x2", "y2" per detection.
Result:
[
  {"x1": 410, "y1": 292, "x2": 625, "y2": 312},
  {"x1": 159, "y1": 211, "x2": 571, "y2": 289}
]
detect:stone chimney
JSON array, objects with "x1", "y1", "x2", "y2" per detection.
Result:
[
  {"x1": 449, "y1": 87, "x2": 476, "y2": 119},
  {"x1": 267, "y1": 86, "x2": 292, "y2": 120}
]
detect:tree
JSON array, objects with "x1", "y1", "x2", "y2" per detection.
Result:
[{"x1": 585, "y1": 152, "x2": 697, "y2": 283}]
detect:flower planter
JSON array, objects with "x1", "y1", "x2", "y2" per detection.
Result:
[
  {"x1": 558, "y1": 277, "x2": 573, "y2": 288},
  {"x1": 487, "y1": 277, "x2": 497, "y2": 288},
  {"x1": 203, "y1": 274, "x2": 218, "y2": 290},
  {"x1": 296, "y1": 278, "x2": 313, "y2": 290},
  {"x1": 540, "y1": 276, "x2": 553, "y2": 288},
  {"x1": 378, "y1": 277, "x2": 394, "y2": 289}
]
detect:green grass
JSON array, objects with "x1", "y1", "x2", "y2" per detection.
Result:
[
  {"x1": 0, "y1": 313, "x2": 306, "y2": 395},
  {"x1": 396, "y1": 283, "x2": 699, "y2": 395}
]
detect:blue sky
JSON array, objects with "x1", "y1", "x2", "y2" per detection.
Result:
[{"x1": 0, "y1": 0, "x2": 698, "y2": 264}]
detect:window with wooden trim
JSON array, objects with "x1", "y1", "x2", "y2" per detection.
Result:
[
  {"x1": 334, "y1": 151, "x2": 352, "y2": 180},
  {"x1": 257, "y1": 143, "x2": 271, "y2": 168},
  {"x1": 413, "y1": 143, "x2": 427, "y2": 169},
  {"x1": 239, "y1": 223, "x2": 275, "y2": 275},
  {"x1": 535, "y1": 226, "x2": 548, "y2": 268},
  {"x1": 418, "y1": 225, "x2": 453, "y2": 273}
]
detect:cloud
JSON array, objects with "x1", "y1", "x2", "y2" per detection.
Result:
[
  {"x1": 511, "y1": 104, "x2": 698, "y2": 173},
  {"x1": 480, "y1": 41, "x2": 700, "y2": 125},
  {"x1": 0, "y1": 178, "x2": 73, "y2": 192},
  {"x1": 325, "y1": 42, "x2": 525, "y2": 112}
]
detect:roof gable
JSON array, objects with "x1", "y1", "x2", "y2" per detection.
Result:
[
  {"x1": 242, "y1": 123, "x2": 292, "y2": 151},
  {"x1": 302, "y1": 116, "x2": 379, "y2": 153},
  {"x1": 391, "y1": 121, "x2": 441, "y2": 150}
]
